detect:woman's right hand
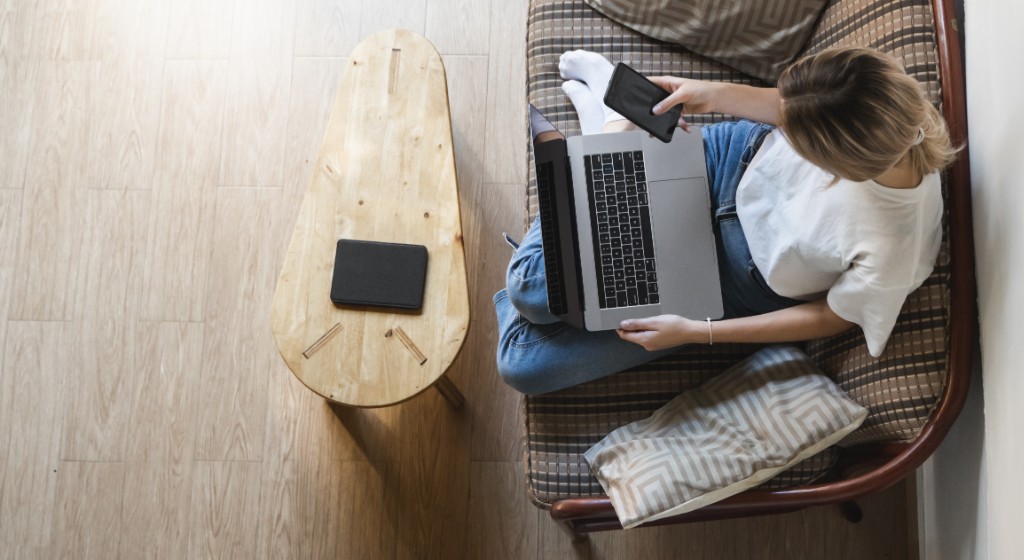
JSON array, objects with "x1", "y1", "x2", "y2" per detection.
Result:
[{"x1": 648, "y1": 77, "x2": 721, "y2": 132}]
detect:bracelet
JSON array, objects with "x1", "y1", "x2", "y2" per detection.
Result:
[{"x1": 706, "y1": 317, "x2": 713, "y2": 345}]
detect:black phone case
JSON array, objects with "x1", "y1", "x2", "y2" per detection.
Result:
[
  {"x1": 603, "y1": 63, "x2": 682, "y2": 143},
  {"x1": 330, "y1": 239, "x2": 428, "y2": 310}
]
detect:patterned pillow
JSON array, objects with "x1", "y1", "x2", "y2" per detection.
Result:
[
  {"x1": 582, "y1": 0, "x2": 828, "y2": 82},
  {"x1": 584, "y1": 345, "x2": 867, "y2": 528}
]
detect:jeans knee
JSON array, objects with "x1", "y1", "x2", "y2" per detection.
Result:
[
  {"x1": 506, "y1": 267, "x2": 558, "y2": 325},
  {"x1": 496, "y1": 351, "x2": 548, "y2": 395}
]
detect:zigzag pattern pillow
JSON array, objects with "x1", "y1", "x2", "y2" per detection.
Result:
[
  {"x1": 584, "y1": 345, "x2": 867, "y2": 528},
  {"x1": 583, "y1": 0, "x2": 827, "y2": 82}
]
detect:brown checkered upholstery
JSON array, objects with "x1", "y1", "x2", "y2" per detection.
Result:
[{"x1": 523, "y1": 0, "x2": 950, "y2": 507}]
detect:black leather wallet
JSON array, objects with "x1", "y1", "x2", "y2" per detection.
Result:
[
  {"x1": 603, "y1": 62, "x2": 682, "y2": 143},
  {"x1": 330, "y1": 239, "x2": 428, "y2": 310}
]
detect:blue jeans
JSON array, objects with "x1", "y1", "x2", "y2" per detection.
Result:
[{"x1": 494, "y1": 120, "x2": 801, "y2": 394}]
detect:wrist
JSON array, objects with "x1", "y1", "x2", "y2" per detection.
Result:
[
  {"x1": 711, "y1": 82, "x2": 740, "y2": 114},
  {"x1": 679, "y1": 317, "x2": 708, "y2": 345}
]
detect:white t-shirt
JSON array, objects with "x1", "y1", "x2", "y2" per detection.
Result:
[{"x1": 736, "y1": 131, "x2": 943, "y2": 357}]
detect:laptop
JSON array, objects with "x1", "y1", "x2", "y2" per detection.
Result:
[{"x1": 530, "y1": 105, "x2": 723, "y2": 330}]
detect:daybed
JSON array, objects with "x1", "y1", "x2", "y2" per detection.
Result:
[{"x1": 519, "y1": 0, "x2": 974, "y2": 537}]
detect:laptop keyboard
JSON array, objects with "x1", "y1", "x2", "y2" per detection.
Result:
[
  {"x1": 585, "y1": 151, "x2": 660, "y2": 309},
  {"x1": 535, "y1": 160, "x2": 568, "y2": 316}
]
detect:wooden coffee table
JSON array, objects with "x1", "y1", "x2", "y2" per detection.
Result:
[{"x1": 271, "y1": 30, "x2": 469, "y2": 408}]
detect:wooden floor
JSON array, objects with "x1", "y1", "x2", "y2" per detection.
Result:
[{"x1": 0, "y1": 0, "x2": 912, "y2": 558}]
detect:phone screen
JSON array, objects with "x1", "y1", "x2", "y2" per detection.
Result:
[{"x1": 603, "y1": 63, "x2": 682, "y2": 143}]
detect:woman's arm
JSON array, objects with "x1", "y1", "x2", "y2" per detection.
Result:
[
  {"x1": 616, "y1": 299, "x2": 855, "y2": 351},
  {"x1": 648, "y1": 77, "x2": 783, "y2": 129}
]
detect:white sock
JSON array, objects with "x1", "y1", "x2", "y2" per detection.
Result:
[
  {"x1": 558, "y1": 50, "x2": 625, "y2": 126},
  {"x1": 561, "y1": 80, "x2": 606, "y2": 135}
]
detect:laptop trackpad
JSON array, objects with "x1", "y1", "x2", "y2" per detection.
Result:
[{"x1": 648, "y1": 178, "x2": 723, "y2": 317}]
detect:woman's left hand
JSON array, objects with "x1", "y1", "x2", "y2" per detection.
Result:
[{"x1": 616, "y1": 315, "x2": 699, "y2": 351}]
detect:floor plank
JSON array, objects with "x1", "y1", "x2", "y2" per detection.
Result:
[
  {"x1": 483, "y1": 0, "x2": 529, "y2": 187},
  {"x1": 426, "y1": 0, "x2": 491, "y2": 56},
  {"x1": 59, "y1": 318, "x2": 139, "y2": 462},
  {"x1": 59, "y1": 191, "x2": 149, "y2": 461},
  {"x1": 85, "y1": 57, "x2": 165, "y2": 190},
  {"x1": 165, "y1": 0, "x2": 233, "y2": 60},
  {"x1": 193, "y1": 187, "x2": 283, "y2": 462},
  {"x1": 50, "y1": 461, "x2": 126, "y2": 559},
  {"x1": 118, "y1": 460, "x2": 195, "y2": 559},
  {"x1": 218, "y1": 56, "x2": 292, "y2": 187},
  {"x1": 10, "y1": 61, "x2": 98, "y2": 321},
  {"x1": 141, "y1": 60, "x2": 226, "y2": 322},
  {"x1": 359, "y1": 0, "x2": 427, "y2": 38},
  {"x1": 394, "y1": 393, "x2": 471, "y2": 560},
  {"x1": 0, "y1": 191, "x2": 20, "y2": 355},
  {"x1": 466, "y1": 462, "x2": 540, "y2": 560},
  {"x1": 125, "y1": 321, "x2": 205, "y2": 463},
  {"x1": 229, "y1": 0, "x2": 295, "y2": 59},
  {"x1": 0, "y1": 55, "x2": 34, "y2": 189},
  {"x1": 293, "y1": 0, "x2": 362, "y2": 57},
  {"x1": 30, "y1": 0, "x2": 104, "y2": 60},
  {"x1": 461, "y1": 183, "x2": 526, "y2": 461},
  {"x1": 0, "y1": 322, "x2": 70, "y2": 559},
  {"x1": 188, "y1": 461, "x2": 263, "y2": 559}
]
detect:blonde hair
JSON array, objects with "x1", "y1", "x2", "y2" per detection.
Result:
[{"x1": 777, "y1": 47, "x2": 958, "y2": 183}]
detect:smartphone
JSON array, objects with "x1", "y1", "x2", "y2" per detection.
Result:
[{"x1": 603, "y1": 62, "x2": 682, "y2": 143}]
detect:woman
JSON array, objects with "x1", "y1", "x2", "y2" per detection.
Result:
[{"x1": 494, "y1": 47, "x2": 957, "y2": 395}]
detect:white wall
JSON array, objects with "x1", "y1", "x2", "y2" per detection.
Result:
[{"x1": 922, "y1": 0, "x2": 1024, "y2": 558}]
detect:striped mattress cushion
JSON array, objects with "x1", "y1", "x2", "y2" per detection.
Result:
[{"x1": 523, "y1": 0, "x2": 950, "y2": 506}]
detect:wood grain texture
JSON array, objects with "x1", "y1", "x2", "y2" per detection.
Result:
[
  {"x1": 33, "y1": 0, "x2": 171, "y2": 62},
  {"x1": 194, "y1": 187, "x2": 283, "y2": 462},
  {"x1": 125, "y1": 321, "x2": 204, "y2": 463},
  {"x1": 443, "y1": 55, "x2": 488, "y2": 208},
  {"x1": 426, "y1": 0, "x2": 491, "y2": 55},
  {"x1": 30, "y1": 0, "x2": 103, "y2": 60},
  {"x1": 0, "y1": 322, "x2": 70, "y2": 558},
  {"x1": 461, "y1": 181, "x2": 525, "y2": 461},
  {"x1": 141, "y1": 60, "x2": 226, "y2": 322},
  {"x1": 119, "y1": 460, "x2": 195, "y2": 559},
  {"x1": 59, "y1": 314, "x2": 138, "y2": 463},
  {"x1": 483, "y1": 0, "x2": 528, "y2": 187},
  {"x1": 9, "y1": 61, "x2": 97, "y2": 321},
  {"x1": 50, "y1": 461, "x2": 126, "y2": 559},
  {"x1": 394, "y1": 392, "x2": 471, "y2": 560},
  {"x1": 0, "y1": 0, "x2": 35, "y2": 61},
  {"x1": 230, "y1": 0, "x2": 295, "y2": 59},
  {"x1": 18, "y1": 60, "x2": 97, "y2": 193},
  {"x1": 359, "y1": 0, "x2": 427, "y2": 37},
  {"x1": 79, "y1": 190, "x2": 148, "y2": 322},
  {"x1": 9, "y1": 180, "x2": 86, "y2": 321},
  {"x1": 0, "y1": 191, "x2": 20, "y2": 354},
  {"x1": 0, "y1": 52, "x2": 34, "y2": 189},
  {"x1": 293, "y1": 0, "x2": 362, "y2": 57},
  {"x1": 89, "y1": 0, "x2": 171, "y2": 61},
  {"x1": 218, "y1": 56, "x2": 292, "y2": 187},
  {"x1": 270, "y1": 31, "x2": 470, "y2": 407},
  {"x1": 188, "y1": 461, "x2": 263, "y2": 559},
  {"x1": 85, "y1": 57, "x2": 165, "y2": 190},
  {"x1": 466, "y1": 462, "x2": 540, "y2": 560},
  {"x1": 59, "y1": 191, "x2": 149, "y2": 461},
  {"x1": 165, "y1": 0, "x2": 233, "y2": 60}
]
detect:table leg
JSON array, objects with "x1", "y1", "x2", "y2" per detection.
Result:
[{"x1": 433, "y1": 374, "x2": 465, "y2": 408}]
